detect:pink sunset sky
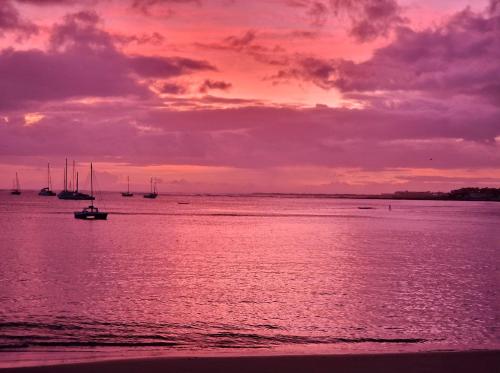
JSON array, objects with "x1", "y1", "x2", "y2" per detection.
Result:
[{"x1": 0, "y1": 0, "x2": 499, "y2": 193}]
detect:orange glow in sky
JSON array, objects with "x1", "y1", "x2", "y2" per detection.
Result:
[{"x1": 0, "y1": 0, "x2": 498, "y2": 193}]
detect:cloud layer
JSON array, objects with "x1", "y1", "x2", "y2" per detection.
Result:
[
  {"x1": 0, "y1": 10, "x2": 214, "y2": 109},
  {"x1": 0, "y1": 0, "x2": 498, "y2": 192}
]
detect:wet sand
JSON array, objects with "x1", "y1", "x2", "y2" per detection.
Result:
[{"x1": 1, "y1": 350, "x2": 499, "y2": 373}]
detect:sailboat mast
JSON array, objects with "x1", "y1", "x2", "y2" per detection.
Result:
[
  {"x1": 15, "y1": 172, "x2": 19, "y2": 191},
  {"x1": 76, "y1": 172, "x2": 79, "y2": 192},
  {"x1": 127, "y1": 176, "x2": 130, "y2": 194},
  {"x1": 48, "y1": 163, "x2": 52, "y2": 190},
  {"x1": 90, "y1": 163, "x2": 94, "y2": 208},
  {"x1": 64, "y1": 158, "x2": 68, "y2": 191},
  {"x1": 72, "y1": 160, "x2": 75, "y2": 192}
]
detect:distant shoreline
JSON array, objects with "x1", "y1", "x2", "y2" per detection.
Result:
[
  {"x1": 247, "y1": 192, "x2": 500, "y2": 202},
  {"x1": 2, "y1": 189, "x2": 500, "y2": 202},
  {"x1": 1, "y1": 350, "x2": 499, "y2": 373}
]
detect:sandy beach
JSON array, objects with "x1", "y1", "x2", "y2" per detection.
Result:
[{"x1": 1, "y1": 350, "x2": 499, "y2": 373}]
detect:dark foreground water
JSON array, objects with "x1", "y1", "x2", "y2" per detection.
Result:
[{"x1": 0, "y1": 192, "x2": 498, "y2": 366}]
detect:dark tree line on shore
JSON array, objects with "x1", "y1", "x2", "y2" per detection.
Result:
[
  {"x1": 446, "y1": 188, "x2": 500, "y2": 201},
  {"x1": 380, "y1": 188, "x2": 500, "y2": 201}
]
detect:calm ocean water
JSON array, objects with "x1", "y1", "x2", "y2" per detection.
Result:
[{"x1": 0, "y1": 192, "x2": 499, "y2": 366}]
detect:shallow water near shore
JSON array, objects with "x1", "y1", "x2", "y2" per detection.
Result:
[{"x1": 0, "y1": 193, "x2": 499, "y2": 367}]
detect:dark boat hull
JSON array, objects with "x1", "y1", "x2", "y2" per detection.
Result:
[
  {"x1": 39, "y1": 188, "x2": 56, "y2": 196},
  {"x1": 143, "y1": 193, "x2": 158, "y2": 199},
  {"x1": 11, "y1": 191, "x2": 21, "y2": 195},
  {"x1": 74, "y1": 211, "x2": 108, "y2": 220},
  {"x1": 58, "y1": 191, "x2": 95, "y2": 200},
  {"x1": 39, "y1": 192, "x2": 56, "y2": 196},
  {"x1": 122, "y1": 192, "x2": 133, "y2": 197}
]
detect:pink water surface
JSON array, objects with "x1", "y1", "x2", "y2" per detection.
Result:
[{"x1": 0, "y1": 193, "x2": 498, "y2": 367}]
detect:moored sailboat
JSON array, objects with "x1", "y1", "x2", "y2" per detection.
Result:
[
  {"x1": 121, "y1": 176, "x2": 133, "y2": 197},
  {"x1": 74, "y1": 163, "x2": 108, "y2": 220},
  {"x1": 11, "y1": 172, "x2": 21, "y2": 195},
  {"x1": 58, "y1": 158, "x2": 94, "y2": 200},
  {"x1": 143, "y1": 177, "x2": 158, "y2": 199},
  {"x1": 39, "y1": 163, "x2": 56, "y2": 196}
]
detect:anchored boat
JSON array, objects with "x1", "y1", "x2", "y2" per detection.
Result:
[
  {"x1": 74, "y1": 163, "x2": 108, "y2": 220},
  {"x1": 143, "y1": 177, "x2": 158, "y2": 199},
  {"x1": 58, "y1": 158, "x2": 94, "y2": 200},
  {"x1": 121, "y1": 176, "x2": 133, "y2": 197},
  {"x1": 39, "y1": 163, "x2": 56, "y2": 196},
  {"x1": 11, "y1": 172, "x2": 21, "y2": 195}
]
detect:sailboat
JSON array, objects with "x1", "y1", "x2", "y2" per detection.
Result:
[
  {"x1": 58, "y1": 158, "x2": 94, "y2": 200},
  {"x1": 121, "y1": 176, "x2": 133, "y2": 197},
  {"x1": 74, "y1": 163, "x2": 108, "y2": 220},
  {"x1": 143, "y1": 177, "x2": 158, "y2": 199},
  {"x1": 11, "y1": 172, "x2": 21, "y2": 195},
  {"x1": 39, "y1": 163, "x2": 56, "y2": 196}
]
